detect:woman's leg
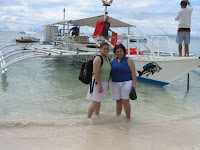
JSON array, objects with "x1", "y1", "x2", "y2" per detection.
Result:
[
  {"x1": 87, "y1": 101, "x2": 100, "y2": 118},
  {"x1": 95, "y1": 102, "x2": 101, "y2": 116},
  {"x1": 122, "y1": 100, "x2": 131, "y2": 119},
  {"x1": 116, "y1": 100, "x2": 122, "y2": 116}
]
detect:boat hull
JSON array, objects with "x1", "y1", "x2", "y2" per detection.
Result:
[
  {"x1": 132, "y1": 56, "x2": 200, "y2": 86},
  {"x1": 15, "y1": 39, "x2": 40, "y2": 43}
]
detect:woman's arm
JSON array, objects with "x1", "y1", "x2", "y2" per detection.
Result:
[
  {"x1": 108, "y1": 58, "x2": 113, "y2": 82},
  {"x1": 127, "y1": 58, "x2": 137, "y2": 89},
  {"x1": 93, "y1": 56, "x2": 103, "y2": 93},
  {"x1": 107, "y1": 58, "x2": 113, "y2": 91}
]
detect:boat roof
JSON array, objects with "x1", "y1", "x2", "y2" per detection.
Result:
[
  {"x1": 49, "y1": 15, "x2": 135, "y2": 28},
  {"x1": 19, "y1": 31, "x2": 26, "y2": 34},
  {"x1": 71, "y1": 15, "x2": 135, "y2": 28}
]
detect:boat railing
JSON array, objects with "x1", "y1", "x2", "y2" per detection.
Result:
[
  {"x1": 150, "y1": 36, "x2": 173, "y2": 57},
  {"x1": 127, "y1": 35, "x2": 149, "y2": 56},
  {"x1": 53, "y1": 32, "x2": 90, "y2": 49},
  {"x1": 53, "y1": 32, "x2": 67, "y2": 48},
  {"x1": 70, "y1": 36, "x2": 89, "y2": 43},
  {"x1": 91, "y1": 35, "x2": 114, "y2": 48},
  {"x1": 127, "y1": 35, "x2": 173, "y2": 57}
]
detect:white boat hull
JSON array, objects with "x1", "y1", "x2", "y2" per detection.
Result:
[{"x1": 132, "y1": 56, "x2": 200, "y2": 86}]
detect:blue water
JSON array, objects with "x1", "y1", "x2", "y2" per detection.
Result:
[{"x1": 0, "y1": 31, "x2": 200, "y2": 129}]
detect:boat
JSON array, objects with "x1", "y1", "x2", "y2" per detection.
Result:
[
  {"x1": 15, "y1": 31, "x2": 40, "y2": 43},
  {"x1": 0, "y1": 1, "x2": 200, "y2": 86}
]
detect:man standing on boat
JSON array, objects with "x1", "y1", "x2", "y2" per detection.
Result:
[
  {"x1": 175, "y1": 0, "x2": 193, "y2": 56},
  {"x1": 70, "y1": 26, "x2": 79, "y2": 36},
  {"x1": 101, "y1": 16, "x2": 112, "y2": 40}
]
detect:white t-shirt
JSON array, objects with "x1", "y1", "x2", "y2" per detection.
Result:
[{"x1": 175, "y1": 5, "x2": 193, "y2": 28}]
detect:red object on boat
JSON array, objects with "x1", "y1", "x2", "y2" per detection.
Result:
[
  {"x1": 93, "y1": 20, "x2": 105, "y2": 37},
  {"x1": 111, "y1": 32, "x2": 117, "y2": 46},
  {"x1": 126, "y1": 48, "x2": 142, "y2": 55},
  {"x1": 93, "y1": 20, "x2": 118, "y2": 46}
]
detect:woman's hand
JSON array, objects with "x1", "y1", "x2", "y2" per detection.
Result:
[
  {"x1": 98, "y1": 84, "x2": 103, "y2": 93},
  {"x1": 133, "y1": 83, "x2": 137, "y2": 89}
]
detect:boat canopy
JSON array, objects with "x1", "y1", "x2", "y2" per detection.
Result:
[
  {"x1": 70, "y1": 15, "x2": 135, "y2": 28},
  {"x1": 19, "y1": 31, "x2": 26, "y2": 34},
  {"x1": 48, "y1": 15, "x2": 135, "y2": 28}
]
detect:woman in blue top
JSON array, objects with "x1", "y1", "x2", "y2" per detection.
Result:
[{"x1": 111, "y1": 44, "x2": 137, "y2": 119}]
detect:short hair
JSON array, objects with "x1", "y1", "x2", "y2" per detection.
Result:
[
  {"x1": 100, "y1": 42, "x2": 109, "y2": 48},
  {"x1": 113, "y1": 44, "x2": 126, "y2": 56},
  {"x1": 180, "y1": 1, "x2": 187, "y2": 6}
]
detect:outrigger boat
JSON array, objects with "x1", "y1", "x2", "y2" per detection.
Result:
[
  {"x1": 13, "y1": 31, "x2": 41, "y2": 50},
  {"x1": 0, "y1": 1, "x2": 200, "y2": 86},
  {"x1": 15, "y1": 31, "x2": 40, "y2": 43}
]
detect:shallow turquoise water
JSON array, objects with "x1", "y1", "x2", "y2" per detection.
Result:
[{"x1": 0, "y1": 31, "x2": 200, "y2": 128}]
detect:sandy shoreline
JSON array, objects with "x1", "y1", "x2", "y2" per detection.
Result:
[{"x1": 0, "y1": 117, "x2": 200, "y2": 150}]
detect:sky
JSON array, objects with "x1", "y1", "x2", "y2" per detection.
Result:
[{"x1": 0, "y1": 0, "x2": 200, "y2": 37}]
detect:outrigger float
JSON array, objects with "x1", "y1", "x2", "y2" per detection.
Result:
[{"x1": 0, "y1": 0, "x2": 200, "y2": 86}]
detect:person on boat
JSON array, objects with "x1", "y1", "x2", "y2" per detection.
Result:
[
  {"x1": 175, "y1": 0, "x2": 193, "y2": 56},
  {"x1": 111, "y1": 44, "x2": 137, "y2": 119},
  {"x1": 101, "y1": 16, "x2": 112, "y2": 40},
  {"x1": 70, "y1": 26, "x2": 79, "y2": 36},
  {"x1": 87, "y1": 42, "x2": 111, "y2": 118}
]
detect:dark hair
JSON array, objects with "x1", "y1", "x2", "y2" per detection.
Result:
[
  {"x1": 100, "y1": 42, "x2": 109, "y2": 48},
  {"x1": 180, "y1": 1, "x2": 187, "y2": 6},
  {"x1": 113, "y1": 44, "x2": 126, "y2": 56}
]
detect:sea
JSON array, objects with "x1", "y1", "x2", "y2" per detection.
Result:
[{"x1": 0, "y1": 31, "x2": 200, "y2": 150}]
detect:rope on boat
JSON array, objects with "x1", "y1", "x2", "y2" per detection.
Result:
[
  {"x1": 35, "y1": 0, "x2": 96, "y2": 39},
  {"x1": 125, "y1": 1, "x2": 177, "y2": 44}
]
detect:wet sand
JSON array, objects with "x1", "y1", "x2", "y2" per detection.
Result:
[{"x1": 0, "y1": 116, "x2": 200, "y2": 150}]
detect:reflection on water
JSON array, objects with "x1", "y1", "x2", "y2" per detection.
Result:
[{"x1": 1, "y1": 74, "x2": 8, "y2": 91}]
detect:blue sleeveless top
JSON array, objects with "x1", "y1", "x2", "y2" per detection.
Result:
[{"x1": 111, "y1": 57, "x2": 132, "y2": 82}]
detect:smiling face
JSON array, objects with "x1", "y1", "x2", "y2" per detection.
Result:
[
  {"x1": 115, "y1": 48, "x2": 125, "y2": 59},
  {"x1": 100, "y1": 45, "x2": 109, "y2": 57}
]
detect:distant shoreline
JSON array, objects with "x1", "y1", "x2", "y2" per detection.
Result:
[{"x1": 0, "y1": 30, "x2": 200, "y2": 39}]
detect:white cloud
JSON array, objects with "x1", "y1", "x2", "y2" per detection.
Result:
[
  {"x1": 0, "y1": 0, "x2": 199, "y2": 37},
  {"x1": 30, "y1": 0, "x2": 70, "y2": 3},
  {"x1": 127, "y1": 0, "x2": 160, "y2": 8},
  {"x1": 2, "y1": 5, "x2": 30, "y2": 14},
  {"x1": 0, "y1": 15, "x2": 17, "y2": 21}
]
